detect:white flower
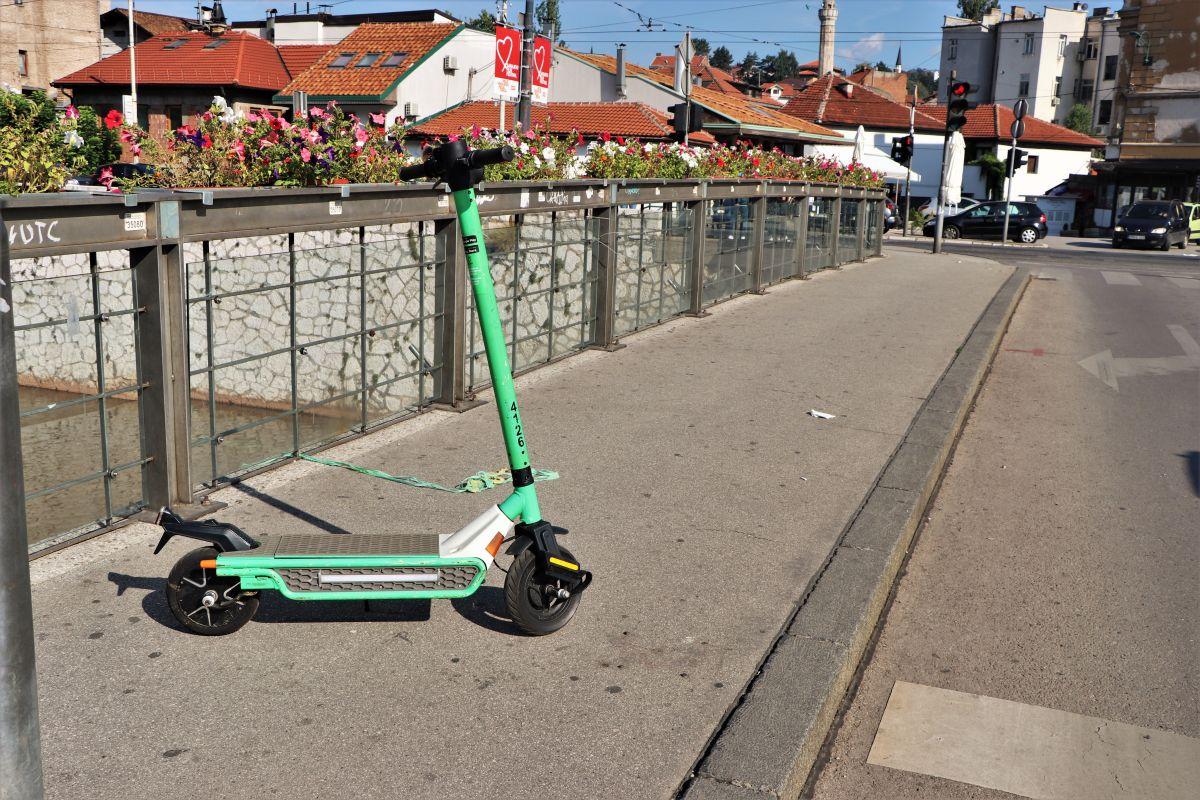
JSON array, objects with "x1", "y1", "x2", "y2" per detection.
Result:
[
  {"x1": 211, "y1": 96, "x2": 229, "y2": 112},
  {"x1": 644, "y1": 143, "x2": 655, "y2": 153},
  {"x1": 586, "y1": 140, "x2": 600, "y2": 151},
  {"x1": 63, "y1": 130, "x2": 85, "y2": 149},
  {"x1": 541, "y1": 146, "x2": 555, "y2": 163},
  {"x1": 519, "y1": 141, "x2": 530, "y2": 154},
  {"x1": 532, "y1": 155, "x2": 542, "y2": 169}
]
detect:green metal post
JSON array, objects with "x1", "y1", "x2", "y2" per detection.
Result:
[{"x1": 452, "y1": 188, "x2": 541, "y2": 524}]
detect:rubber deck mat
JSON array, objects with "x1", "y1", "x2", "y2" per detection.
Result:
[{"x1": 221, "y1": 533, "x2": 441, "y2": 558}]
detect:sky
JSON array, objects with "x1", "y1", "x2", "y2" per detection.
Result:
[{"x1": 134, "y1": 0, "x2": 966, "y2": 74}]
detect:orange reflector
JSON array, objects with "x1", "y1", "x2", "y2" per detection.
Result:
[
  {"x1": 199, "y1": 559, "x2": 217, "y2": 569},
  {"x1": 485, "y1": 533, "x2": 505, "y2": 558}
]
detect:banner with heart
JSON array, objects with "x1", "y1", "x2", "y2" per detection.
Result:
[
  {"x1": 532, "y1": 35, "x2": 552, "y2": 106},
  {"x1": 494, "y1": 25, "x2": 520, "y2": 102}
]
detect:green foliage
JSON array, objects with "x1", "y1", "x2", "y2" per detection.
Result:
[
  {"x1": 466, "y1": 8, "x2": 497, "y2": 32},
  {"x1": 970, "y1": 152, "x2": 1005, "y2": 199},
  {"x1": 710, "y1": 46, "x2": 734, "y2": 70},
  {"x1": 906, "y1": 68, "x2": 937, "y2": 100},
  {"x1": 1063, "y1": 103, "x2": 1095, "y2": 136},
  {"x1": 74, "y1": 106, "x2": 121, "y2": 174},
  {"x1": 739, "y1": 51, "x2": 760, "y2": 75},
  {"x1": 763, "y1": 49, "x2": 801, "y2": 80},
  {"x1": 0, "y1": 89, "x2": 56, "y2": 131},
  {"x1": 956, "y1": 0, "x2": 999, "y2": 21},
  {"x1": 853, "y1": 61, "x2": 874, "y2": 73},
  {"x1": 692, "y1": 38, "x2": 710, "y2": 56},
  {"x1": 535, "y1": 0, "x2": 561, "y2": 40},
  {"x1": 0, "y1": 88, "x2": 87, "y2": 193}
]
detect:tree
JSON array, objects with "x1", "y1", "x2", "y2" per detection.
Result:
[
  {"x1": 1063, "y1": 103, "x2": 1095, "y2": 135},
  {"x1": 874, "y1": 60, "x2": 891, "y2": 71},
  {"x1": 739, "y1": 51, "x2": 760, "y2": 76},
  {"x1": 536, "y1": 0, "x2": 561, "y2": 41},
  {"x1": 710, "y1": 46, "x2": 734, "y2": 70},
  {"x1": 956, "y1": 0, "x2": 999, "y2": 21},
  {"x1": 466, "y1": 8, "x2": 496, "y2": 32},
  {"x1": 970, "y1": 152, "x2": 1006, "y2": 200},
  {"x1": 763, "y1": 49, "x2": 801, "y2": 80},
  {"x1": 692, "y1": 38, "x2": 710, "y2": 57},
  {"x1": 906, "y1": 68, "x2": 937, "y2": 99},
  {"x1": 853, "y1": 61, "x2": 874, "y2": 73}
]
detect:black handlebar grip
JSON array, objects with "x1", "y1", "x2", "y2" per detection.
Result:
[
  {"x1": 398, "y1": 160, "x2": 434, "y2": 182},
  {"x1": 467, "y1": 146, "x2": 515, "y2": 169}
]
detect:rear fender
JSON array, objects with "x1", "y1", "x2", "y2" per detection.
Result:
[{"x1": 152, "y1": 507, "x2": 258, "y2": 555}]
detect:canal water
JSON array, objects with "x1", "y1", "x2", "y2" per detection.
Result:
[{"x1": 19, "y1": 386, "x2": 350, "y2": 547}]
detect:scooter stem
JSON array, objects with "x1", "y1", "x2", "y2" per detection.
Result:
[{"x1": 452, "y1": 187, "x2": 542, "y2": 524}]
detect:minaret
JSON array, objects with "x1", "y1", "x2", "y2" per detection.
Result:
[
  {"x1": 895, "y1": 45, "x2": 903, "y2": 72},
  {"x1": 818, "y1": 0, "x2": 838, "y2": 76}
]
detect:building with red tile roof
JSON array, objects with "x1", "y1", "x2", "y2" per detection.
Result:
[
  {"x1": 555, "y1": 50, "x2": 844, "y2": 151},
  {"x1": 408, "y1": 100, "x2": 717, "y2": 145},
  {"x1": 785, "y1": 75, "x2": 943, "y2": 134},
  {"x1": 101, "y1": 7, "x2": 196, "y2": 56},
  {"x1": 55, "y1": 31, "x2": 297, "y2": 141},
  {"x1": 649, "y1": 54, "x2": 743, "y2": 96},
  {"x1": 920, "y1": 104, "x2": 1103, "y2": 149},
  {"x1": 278, "y1": 45, "x2": 334, "y2": 78}
]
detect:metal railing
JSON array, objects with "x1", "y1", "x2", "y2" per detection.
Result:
[{"x1": 1, "y1": 178, "x2": 884, "y2": 550}]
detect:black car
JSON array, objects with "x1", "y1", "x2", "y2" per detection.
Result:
[
  {"x1": 1112, "y1": 200, "x2": 1190, "y2": 250},
  {"x1": 923, "y1": 201, "x2": 1047, "y2": 243}
]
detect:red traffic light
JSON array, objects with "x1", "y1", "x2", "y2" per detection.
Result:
[{"x1": 950, "y1": 81, "x2": 970, "y2": 97}]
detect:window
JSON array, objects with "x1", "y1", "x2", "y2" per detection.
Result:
[
  {"x1": 1085, "y1": 38, "x2": 1099, "y2": 59},
  {"x1": 17, "y1": 49, "x2": 28, "y2": 77},
  {"x1": 203, "y1": 38, "x2": 229, "y2": 50},
  {"x1": 1103, "y1": 54, "x2": 1118, "y2": 80},
  {"x1": 1076, "y1": 78, "x2": 1094, "y2": 101},
  {"x1": 167, "y1": 106, "x2": 183, "y2": 131},
  {"x1": 948, "y1": 39, "x2": 958, "y2": 61},
  {"x1": 381, "y1": 51, "x2": 409, "y2": 68},
  {"x1": 328, "y1": 52, "x2": 355, "y2": 69},
  {"x1": 1026, "y1": 155, "x2": 1039, "y2": 174},
  {"x1": 355, "y1": 52, "x2": 383, "y2": 68},
  {"x1": 1058, "y1": 35, "x2": 1067, "y2": 57},
  {"x1": 1098, "y1": 99, "x2": 1112, "y2": 125},
  {"x1": 1054, "y1": 76, "x2": 1062, "y2": 96},
  {"x1": 1023, "y1": 33, "x2": 1035, "y2": 55},
  {"x1": 966, "y1": 204, "x2": 992, "y2": 218},
  {"x1": 1019, "y1": 74, "x2": 1030, "y2": 97},
  {"x1": 163, "y1": 38, "x2": 187, "y2": 50}
]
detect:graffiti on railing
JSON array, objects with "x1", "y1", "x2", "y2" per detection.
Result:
[{"x1": 7, "y1": 220, "x2": 62, "y2": 247}]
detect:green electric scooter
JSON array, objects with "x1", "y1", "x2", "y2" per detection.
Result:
[{"x1": 153, "y1": 141, "x2": 591, "y2": 636}]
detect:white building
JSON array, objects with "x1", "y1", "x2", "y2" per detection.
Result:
[
  {"x1": 233, "y1": 8, "x2": 456, "y2": 45},
  {"x1": 939, "y1": 4, "x2": 1117, "y2": 128}
]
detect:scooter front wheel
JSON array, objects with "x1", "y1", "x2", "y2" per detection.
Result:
[
  {"x1": 504, "y1": 547, "x2": 582, "y2": 636},
  {"x1": 166, "y1": 547, "x2": 259, "y2": 635}
]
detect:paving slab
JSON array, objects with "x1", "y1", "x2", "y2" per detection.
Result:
[{"x1": 27, "y1": 248, "x2": 1011, "y2": 800}]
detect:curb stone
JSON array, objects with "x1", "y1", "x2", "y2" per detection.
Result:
[{"x1": 678, "y1": 267, "x2": 1031, "y2": 799}]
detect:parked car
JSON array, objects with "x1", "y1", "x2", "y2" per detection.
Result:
[
  {"x1": 1112, "y1": 200, "x2": 1190, "y2": 250},
  {"x1": 916, "y1": 198, "x2": 980, "y2": 219},
  {"x1": 922, "y1": 201, "x2": 1048, "y2": 243},
  {"x1": 1183, "y1": 202, "x2": 1200, "y2": 244}
]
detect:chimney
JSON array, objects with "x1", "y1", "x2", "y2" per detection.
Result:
[
  {"x1": 818, "y1": 0, "x2": 838, "y2": 76},
  {"x1": 1011, "y1": 5, "x2": 1026, "y2": 18},
  {"x1": 616, "y1": 45, "x2": 628, "y2": 99}
]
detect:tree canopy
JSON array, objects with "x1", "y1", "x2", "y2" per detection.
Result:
[
  {"x1": 1063, "y1": 103, "x2": 1095, "y2": 136},
  {"x1": 957, "y1": 0, "x2": 999, "y2": 21},
  {"x1": 692, "y1": 38, "x2": 710, "y2": 56},
  {"x1": 710, "y1": 46, "x2": 733, "y2": 70},
  {"x1": 466, "y1": 8, "x2": 497, "y2": 32}
]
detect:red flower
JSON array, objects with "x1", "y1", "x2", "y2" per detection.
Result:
[
  {"x1": 331, "y1": 178, "x2": 349, "y2": 184},
  {"x1": 104, "y1": 109, "x2": 124, "y2": 130},
  {"x1": 600, "y1": 132, "x2": 611, "y2": 142}
]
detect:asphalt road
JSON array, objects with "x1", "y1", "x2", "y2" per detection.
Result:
[{"x1": 809, "y1": 249, "x2": 1200, "y2": 797}]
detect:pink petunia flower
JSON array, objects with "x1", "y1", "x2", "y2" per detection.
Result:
[
  {"x1": 370, "y1": 111, "x2": 386, "y2": 126},
  {"x1": 470, "y1": 123, "x2": 482, "y2": 137},
  {"x1": 301, "y1": 147, "x2": 312, "y2": 163},
  {"x1": 64, "y1": 105, "x2": 79, "y2": 120}
]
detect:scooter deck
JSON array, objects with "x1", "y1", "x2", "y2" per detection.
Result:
[{"x1": 220, "y1": 532, "x2": 441, "y2": 559}]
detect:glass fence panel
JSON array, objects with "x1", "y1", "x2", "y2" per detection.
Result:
[
  {"x1": 763, "y1": 198, "x2": 802, "y2": 286},
  {"x1": 614, "y1": 202, "x2": 694, "y2": 336},
  {"x1": 11, "y1": 250, "x2": 147, "y2": 547},
  {"x1": 838, "y1": 199, "x2": 861, "y2": 263},
  {"x1": 805, "y1": 197, "x2": 836, "y2": 272},
  {"x1": 703, "y1": 198, "x2": 755, "y2": 304}
]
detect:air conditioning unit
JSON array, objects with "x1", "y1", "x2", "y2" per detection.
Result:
[
  {"x1": 1075, "y1": 50, "x2": 1086, "y2": 61},
  {"x1": 404, "y1": 102, "x2": 419, "y2": 118},
  {"x1": 443, "y1": 55, "x2": 458, "y2": 73},
  {"x1": 1051, "y1": 96, "x2": 1060, "y2": 106}
]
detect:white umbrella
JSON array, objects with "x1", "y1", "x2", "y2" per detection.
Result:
[
  {"x1": 852, "y1": 125, "x2": 866, "y2": 163},
  {"x1": 944, "y1": 130, "x2": 965, "y2": 205}
]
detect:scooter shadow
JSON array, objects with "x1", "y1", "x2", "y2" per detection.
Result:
[{"x1": 108, "y1": 572, "x2": 522, "y2": 635}]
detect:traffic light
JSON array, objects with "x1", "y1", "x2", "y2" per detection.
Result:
[
  {"x1": 946, "y1": 81, "x2": 972, "y2": 133},
  {"x1": 890, "y1": 134, "x2": 914, "y2": 166},
  {"x1": 1006, "y1": 147, "x2": 1028, "y2": 175},
  {"x1": 667, "y1": 101, "x2": 703, "y2": 142}
]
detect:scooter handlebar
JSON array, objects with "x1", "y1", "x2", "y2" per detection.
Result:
[
  {"x1": 397, "y1": 159, "x2": 436, "y2": 182},
  {"x1": 467, "y1": 145, "x2": 515, "y2": 169},
  {"x1": 397, "y1": 145, "x2": 514, "y2": 184}
]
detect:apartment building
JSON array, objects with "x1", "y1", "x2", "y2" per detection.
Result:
[
  {"x1": 1079, "y1": 7, "x2": 1121, "y2": 137},
  {"x1": 231, "y1": 7, "x2": 456, "y2": 45},
  {"x1": 1, "y1": 0, "x2": 106, "y2": 102},
  {"x1": 939, "y1": 4, "x2": 1112, "y2": 127}
]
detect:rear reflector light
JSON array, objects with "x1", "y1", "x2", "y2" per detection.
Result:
[
  {"x1": 1039, "y1": 214, "x2": 1046, "y2": 223},
  {"x1": 486, "y1": 532, "x2": 505, "y2": 557}
]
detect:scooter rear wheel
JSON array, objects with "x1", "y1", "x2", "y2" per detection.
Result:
[
  {"x1": 504, "y1": 547, "x2": 582, "y2": 636},
  {"x1": 166, "y1": 547, "x2": 259, "y2": 635}
]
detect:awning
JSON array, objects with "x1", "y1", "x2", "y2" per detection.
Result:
[{"x1": 810, "y1": 143, "x2": 921, "y2": 181}]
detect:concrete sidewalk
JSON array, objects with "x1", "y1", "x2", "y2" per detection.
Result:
[{"x1": 28, "y1": 247, "x2": 1010, "y2": 800}]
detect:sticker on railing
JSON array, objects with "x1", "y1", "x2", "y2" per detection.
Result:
[
  {"x1": 520, "y1": 190, "x2": 530, "y2": 209},
  {"x1": 0, "y1": 278, "x2": 8, "y2": 315},
  {"x1": 328, "y1": 201, "x2": 343, "y2": 216},
  {"x1": 122, "y1": 212, "x2": 146, "y2": 232}
]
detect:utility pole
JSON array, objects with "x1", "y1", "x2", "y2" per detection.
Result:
[
  {"x1": 0, "y1": 212, "x2": 46, "y2": 800},
  {"x1": 903, "y1": 101, "x2": 913, "y2": 237},
  {"x1": 683, "y1": 30, "x2": 692, "y2": 146},
  {"x1": 516, "y1": 0, "x2": 535, "y2": 130},
  {"x1": 1001, "y1": 98, "x2": 1028, "y2": 245},
  {"x1": 128, "y1": 0, "x2": 138, "y2": 123}
]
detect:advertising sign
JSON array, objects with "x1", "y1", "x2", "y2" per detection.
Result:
[
  {"x1": 532, "y1": 35, "x2": 552, "y2": 105},
  {"x1": 495, "y1": 25, "x2": 520, "y2": 102}
]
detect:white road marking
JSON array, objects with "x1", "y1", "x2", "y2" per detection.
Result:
[
  {"x1": 1166, "y1": 276, "x2": 1200, "y2": 290},
  {"x1": 1036, "y1": 267, "x2": 1072, "y2": 281},
  {"x1": 1102, "y1": 270, "x2": 1142, "y2": 286},
  {"x1": 1078, "y1": 324, "x2": 1200, "y2": 392},
  {"x1": 868, "y1": 681, "x2": 1200, "y2": 800}
]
